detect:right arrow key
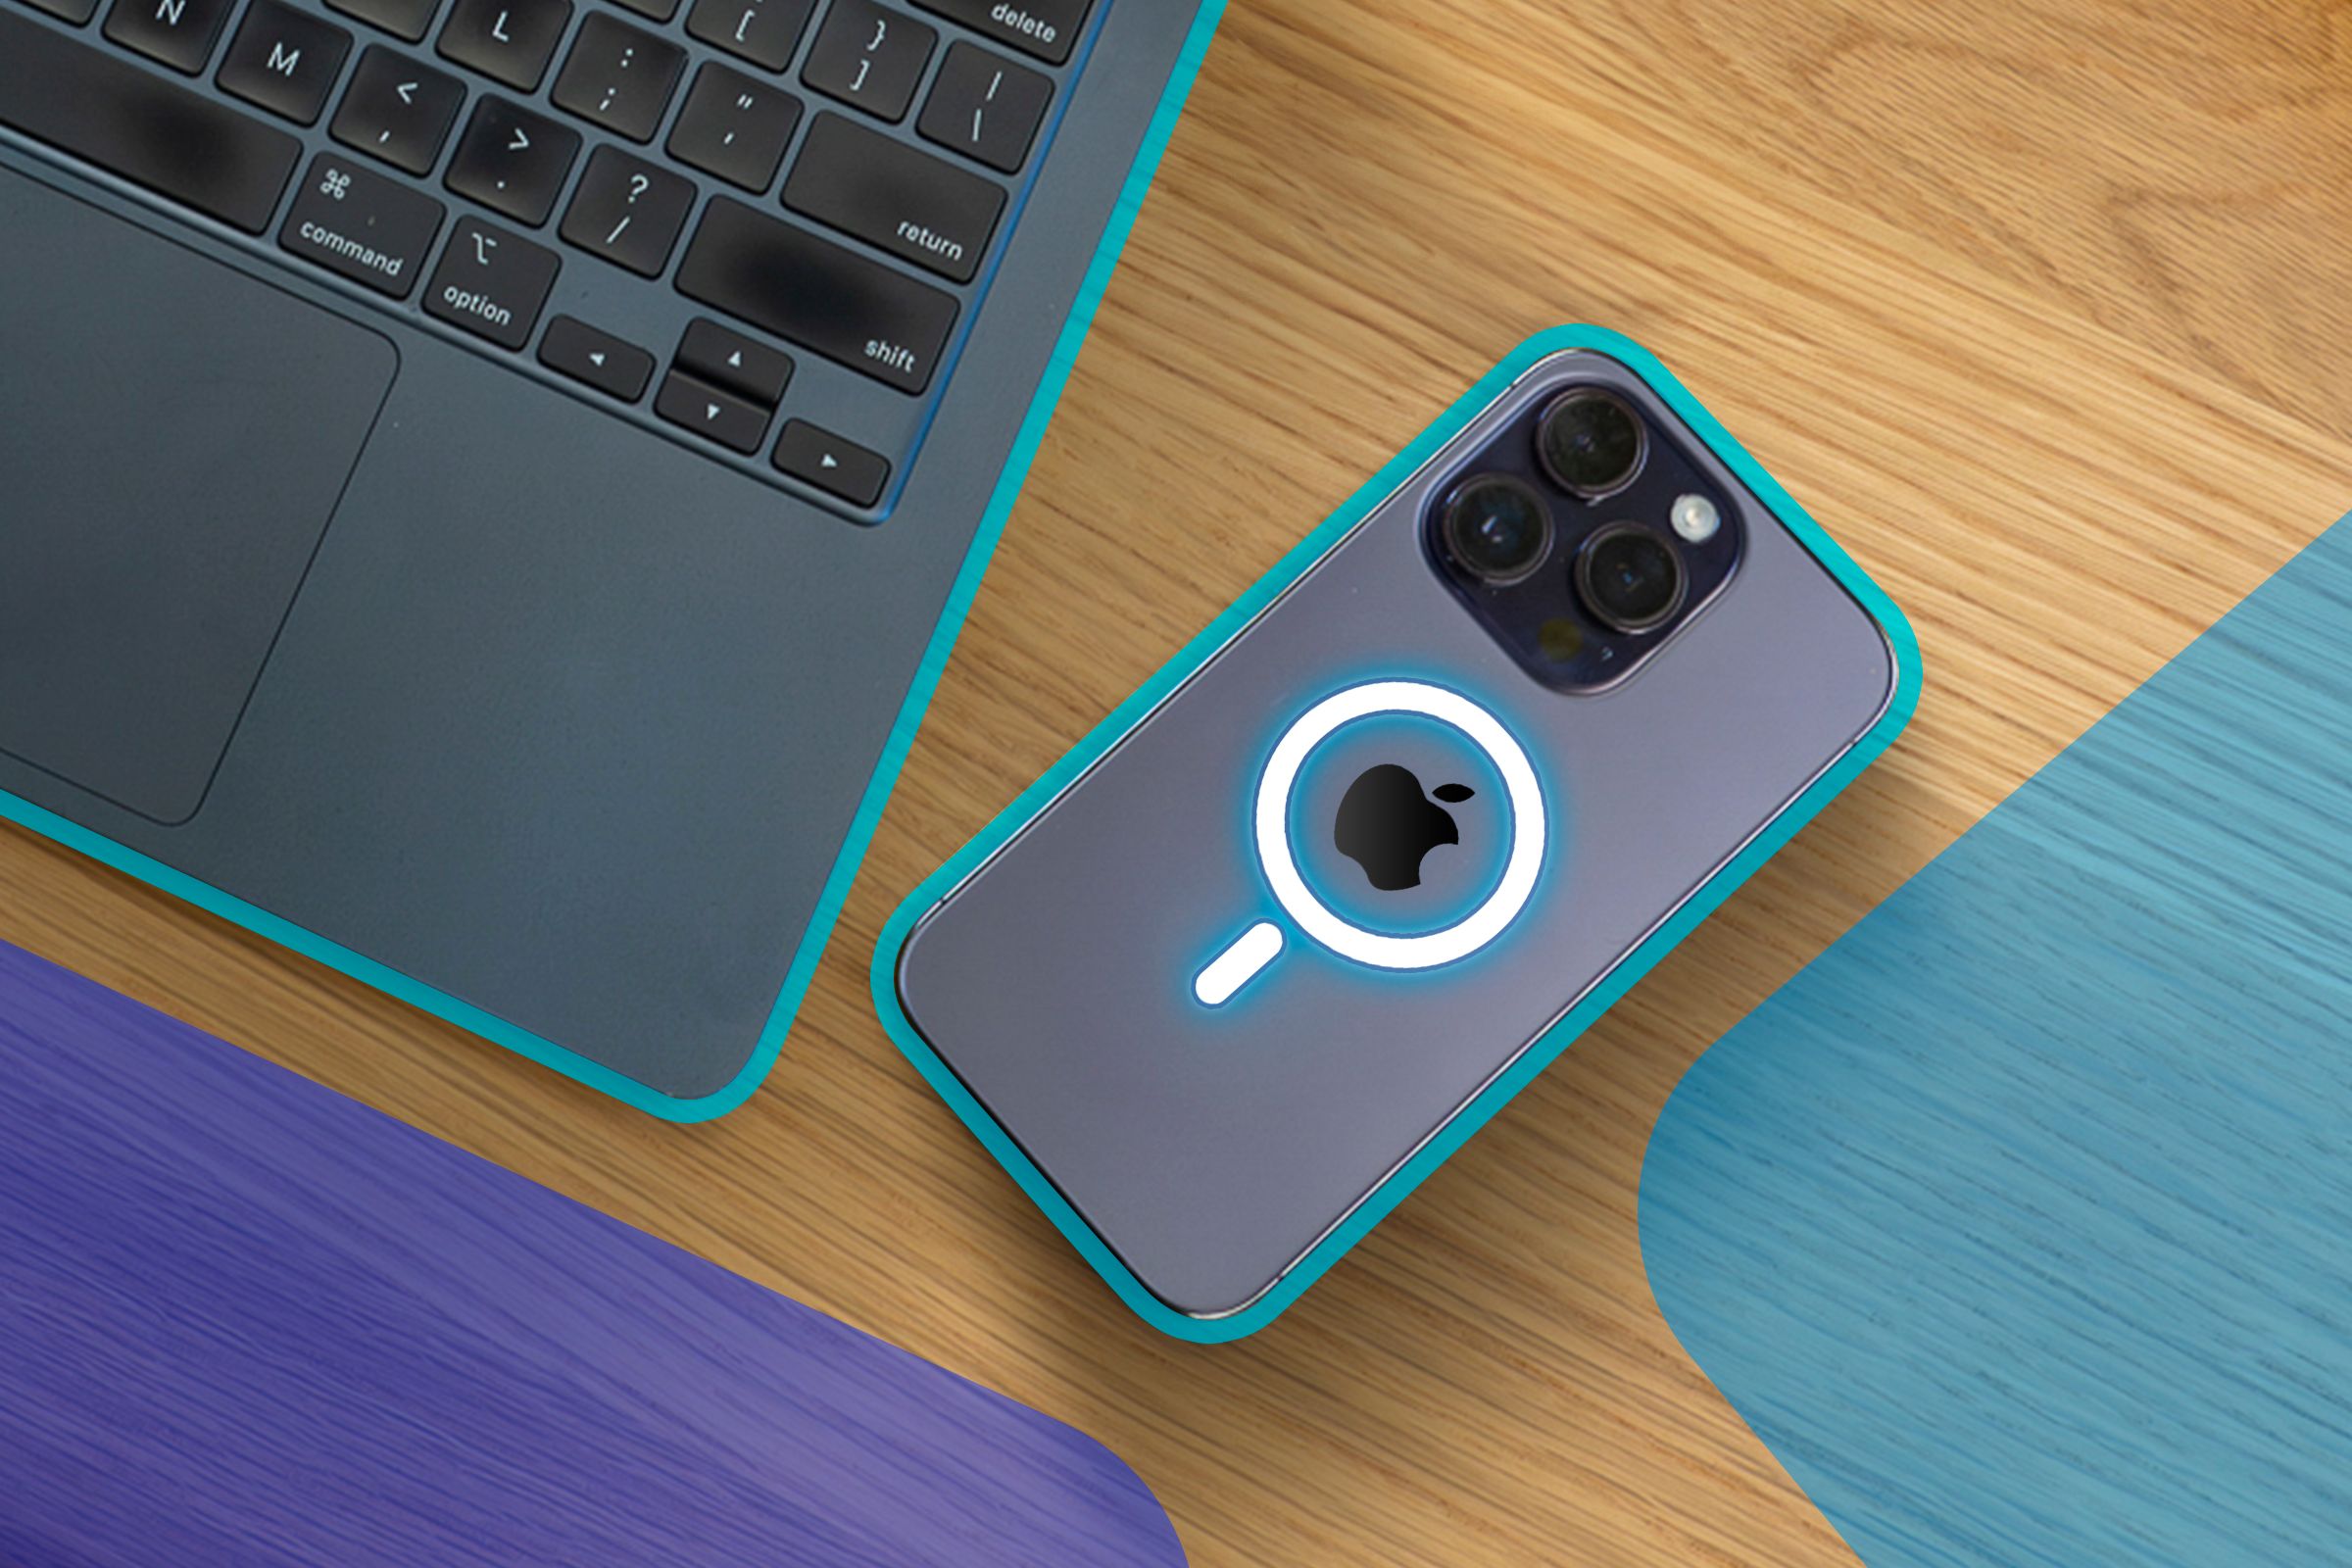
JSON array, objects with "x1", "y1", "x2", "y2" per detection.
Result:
[{"x1": 774, "y1": 419, "x2": 890, "y2": 510}]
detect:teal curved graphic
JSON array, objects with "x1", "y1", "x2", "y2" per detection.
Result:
[
  {"x1": 872, "y1": 324, "x2": 1922, "y2": 1341},
  {"x1": 1643, "y1": 516, "x2": 2352, "y2": 1562},
  {"x1": 0, "y1": 2, "x2": 1231, "y2": 1121}
]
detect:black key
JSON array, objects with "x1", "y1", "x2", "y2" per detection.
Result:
[
  {"x1": 551, "y1": 15, "x2": 685, "y2": 142},
  {"x1": 917, "y1": 42, "x2": 1050, "y2": 173},
  {"x1": 279, "y1": 153, "x2": 445, "y2": 295},
  {"x1": 665, "y1": 64, "x2": 800, "y2": 191},
  {"x1": 802, "y1": 0, "x2": 932, "y2": 122},
  {"x1": 103, "y1": 0, "x2": 236, "y2": 73},
  {"x1": 559, "y1": 146, "x2": 695, "y2": 275},
  {"x1": 436, "y1": 0, "x2": 568, "y2": 91},
  {"x1": 655, "y1": 369, "x2": 767, "y2": 453},
  {"x1": 0, "y1": 11, "x2": 299, "y2": 232},
  {"x1": 423, "y1": 217, "x2": 559, "y2": 348},
  {"x1": 911, "y1": 0, "x2": 1085, "y2": 65},
  {"x1": 676, "y1": 318, "x2": 791, "y2": 404},
  {"x1": 327, "y1": 0, "x2": 440, "y2": 42},
  {"x1": 218, "y1": 2, "x2": 353, "y2": 124},
  {"x1": 540, "y1": 316, "x2": 654, "y2": 400},
  {"x1": 331, "y1": 47, "x2": 466, "y2": 173},
  {"x1": 445, "y1": 96, "x2": 578, "y2": 224},
  {"x1": 684, "y1": 0, "x2": 811, "y2": 72},
  {"x1": 773, "y1": 419, "x2": 888, "y2": 508},
  {"x1": 675, "y1": 198, "x2": 958, "y2": 394},
  {"x1": 21, "y1": 0, "x2": 100, "y2": 24},
  {"x1": 784, "y1": 113, "x2": 1002, "y2": 284}
]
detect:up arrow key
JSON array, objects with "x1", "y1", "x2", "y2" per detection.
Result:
[{"x1": 587, "y1": 350, "x2": 607, "y2": 368}]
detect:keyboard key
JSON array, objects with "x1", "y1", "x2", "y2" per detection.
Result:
[
  {"x1": 684, "y1": 0, "x2": 811, "y2": 72},
  {"x1": 917, "y1": 41, "x2": 1050, "y2": 173},
  {"x1": 559, "y1": 146, "x2": 695, "y2": 275},
  {"x1": 609, "y1": 0, "x2": 675, "y2": 21},
  {"x1": 676, "y1": 318, "x2": 791, "y2": 404},
  {"x1": 784, "y1": 113, "x2": 1002, "y2": 284},
  {"x1": 551, "y1": 15, "x2": 685, "y2": 142},
  {"x1": 802, "y1": 0, "x2": 933, "y2": 122},
  {"x1": 666, "y1": 64, "x2": 800, "y2": 191},
  {"x1": 218, "y1": 1, "x2": 353, "y2": 124},
  {"x1": 445, "y1": 96, "x2": 578, "y2": 224},
  {"x1": 654, "y1": 369, "x2": 767, "y2": 453},
  {"x1": 279, "y1": 153, "x2": 445, "y2": 296},
  {"x1": 103, "y1": 0, "x2": 236, "y2": 73},
  {"x1": 423, "y1": 216, "x2": 559, "y2": 348},
  {"x1": 773, "y1": 419, "x2": 888, "y2": 507},
  {"x1": 331, "y1": 47, "x2": 466, "y2": 173},
  {"x1": 436, "y1": 0, "x2": 568, "y2": 91},
  {"x1": 0, "y1": 10, "x2": 298, "y2": 231},
  {"x1": 912, "y1": 0, "x2": 1086, "y2": 65},
  {"x1": 20, "y1": 0, "x2": 100, "y2": 25},
  {"x1": 539, "y1": 316, "x2": 654, "y2": 400},
  {"x1": 327, "y1": 0, "x2": 440, "y2": 43},
  {"x1": 675, "y1": 198, "x2": 958, "y2": 394}
]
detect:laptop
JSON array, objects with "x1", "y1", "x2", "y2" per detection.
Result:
[{"x1": 0, "y1": 0, "x2": 1219, "y2": 1114}]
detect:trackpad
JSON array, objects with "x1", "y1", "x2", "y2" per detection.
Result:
[{"x1": 0, "y1": 171, "x2": 394, "y2": 825}]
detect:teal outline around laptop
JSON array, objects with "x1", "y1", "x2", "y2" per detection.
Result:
[{"x1": 0, "y1": 2, "x2": 1231, "y2": 1120}]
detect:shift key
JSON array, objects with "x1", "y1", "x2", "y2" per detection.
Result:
[
  {"x1": 280, "y1": 154, "x2": 445, "y2": 299},
  {"x1": 675, "y1": 198, "x2": 958, "y2": 395}
]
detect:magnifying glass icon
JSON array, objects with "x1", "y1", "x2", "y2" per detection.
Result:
[{"x1": 1193, "y1": 679, "x2": 1547, "y2": 1005}]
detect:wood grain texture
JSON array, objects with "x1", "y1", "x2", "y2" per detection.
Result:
[{"x1": 4, "y1": 1, "x2": 2350, "y2": 1561}]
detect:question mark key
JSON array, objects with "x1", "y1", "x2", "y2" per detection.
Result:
[{"x1": 559, "y1": 146, "x2": 696, "y2": 278}]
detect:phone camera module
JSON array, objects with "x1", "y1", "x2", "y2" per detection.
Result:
[
  {"x1": 1442, "y1": 474, "x2": 1552, "y2": 585},
  {"x1": 1537, "y1": 388, "x2": 1646, "y2": 498},
  {"x1": 1576, "y1": 522, "x2": 1686, "y2": 633}
]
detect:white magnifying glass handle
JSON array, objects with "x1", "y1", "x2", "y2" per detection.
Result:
[{"x1": 1193, "y1": 920, "x2": 1284, "y2": 1006}]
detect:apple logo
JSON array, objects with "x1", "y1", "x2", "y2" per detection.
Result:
[{"x1": 1333, "y1": 763, "x2": 1476, "y2": 891}]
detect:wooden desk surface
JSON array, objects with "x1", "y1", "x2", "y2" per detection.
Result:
[{"x1": 6, "y1": 2, "x2": 2349, "y2": 1562}]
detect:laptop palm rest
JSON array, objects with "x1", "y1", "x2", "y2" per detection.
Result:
[{"x1": 0, "y1": 169, "x2": 394, "y2": 826}]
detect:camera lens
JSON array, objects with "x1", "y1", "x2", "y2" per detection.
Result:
[
  {"x1": 1442, "y1": 474, "x2": 1551, "y2": 584},
  {"x1": 1538, "y1": 389, "x2": 1646, "y2": 497},
  {"x1": 1576, "y1": 522, "x2": 1686, "y2": 632}
]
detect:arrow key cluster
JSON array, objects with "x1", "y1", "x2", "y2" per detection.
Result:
[{"x1": 652, "y1": 318, "x2": 794, "y2": 454}]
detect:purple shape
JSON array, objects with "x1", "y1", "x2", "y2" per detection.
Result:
[{"x1": 0, "y1": 941, "x2": 1183, "y2": 1567}]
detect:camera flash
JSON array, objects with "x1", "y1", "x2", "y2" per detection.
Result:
[{"x1": 1671, "y1": 494, "x2": 1720, "y2": 544}]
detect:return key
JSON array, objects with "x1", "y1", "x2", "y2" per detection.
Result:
[{"x1": 783, "y1": 114, "x2": 1005, "y2": 285}]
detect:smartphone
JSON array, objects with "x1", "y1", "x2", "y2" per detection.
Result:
[{"x1": 876, "y1": 330, "x2": 1917, "y2": 1341}]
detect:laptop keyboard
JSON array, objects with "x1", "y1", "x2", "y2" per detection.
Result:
[{"x1": 0, "y1": 0, "x2": 1098, "y2": 517}]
